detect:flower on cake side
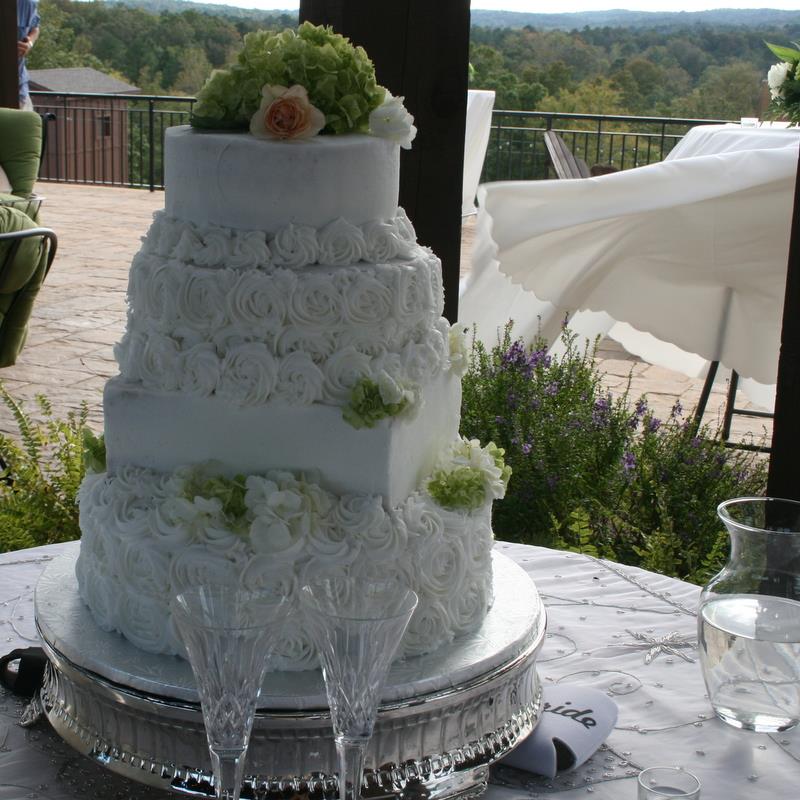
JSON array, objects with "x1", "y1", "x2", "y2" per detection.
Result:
[
  {"x1": 192, "y1": 22, "x2": 416, "y2": 147},
  {"x1": 427, "y1": 438, "x2": 511, "y2": 512},
  {"x1": 342, "y1": 373, "x2": 421, "y2": 429},
  {"x1": 765, "y1": 41, "x2": 800, "y2": 125}
]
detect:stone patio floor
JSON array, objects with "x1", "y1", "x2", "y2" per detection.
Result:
[{"x1": 0, "y1": 183, "x2": 772, "y2": 448}]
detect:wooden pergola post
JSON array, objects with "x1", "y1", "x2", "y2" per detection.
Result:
[
  {"x1": 1, "y1": 2, "x2": 19, "y2": 108},
  {"x1": 767, "y1": 150, "x2": 800, "y2": 501},
  {"x1": 299, "y1": 0, "x2": 470, "y2": 323}
]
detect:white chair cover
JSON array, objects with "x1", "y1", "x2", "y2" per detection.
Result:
[{"x1": 462, "y1": 90, "x2": 495, "y2": 217}]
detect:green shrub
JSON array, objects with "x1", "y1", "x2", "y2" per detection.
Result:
[
  {"x1": 0, "y1": 384, "x2": 87, "y2": 553},
  {"x1": 460, "y1": 324, "x2": 768, "y2": 584}
]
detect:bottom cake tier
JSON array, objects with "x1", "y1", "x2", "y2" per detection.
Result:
[{"x1": 35, "y1": 545, "x2": 545, "y2": 800}]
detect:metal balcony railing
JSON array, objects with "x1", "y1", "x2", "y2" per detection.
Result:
[{"x1": 29, "y1": 91, "x2": 732, "y2": 190}]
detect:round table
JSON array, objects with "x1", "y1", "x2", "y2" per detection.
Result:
[{"x1": 2, "y1": 540, "x2": 798, "y2": 799}]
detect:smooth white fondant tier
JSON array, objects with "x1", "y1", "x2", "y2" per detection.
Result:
[
  {"x1": 104, "y1": 370, "x2": 461, "y2": 507},
  {"x1": 165, "y1": 128, "x2": 400, "y2": 232},
  {"x1": 75, "y1": 463, "x2": 496, "y2": 668}
]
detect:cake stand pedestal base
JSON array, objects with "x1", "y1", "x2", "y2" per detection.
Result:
[{"x1": 35, "y1": 547, "x2": 545, "y2": 799}]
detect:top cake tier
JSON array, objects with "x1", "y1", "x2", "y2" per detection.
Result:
[{"x1": 165, "y1": 127, "x2": 400, "y2": 233}]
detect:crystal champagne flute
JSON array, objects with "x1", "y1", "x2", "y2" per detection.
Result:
[
  {"x1": 301, "y1": 578, "x2": 418, "y2": 800},
  {"x1": 171, "y1": 584, "x2": 288, "y2": 800}
]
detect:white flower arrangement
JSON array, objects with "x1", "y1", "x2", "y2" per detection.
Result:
[
  {"x1": 368, "y1": 91, "x2": 417, "y2": 149},
  {"x1": 765, "y1": 42, "x2": 800, "y2": 125}
]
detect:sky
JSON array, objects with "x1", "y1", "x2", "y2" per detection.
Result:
[{"x1": 188, "y1": 0, "x2": 800, "y2": 12}]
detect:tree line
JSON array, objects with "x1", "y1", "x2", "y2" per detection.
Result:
[{"x1": 27, "y1": 0, "x2": 800, "y2": 120}]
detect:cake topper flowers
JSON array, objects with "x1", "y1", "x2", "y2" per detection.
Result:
[
  {"x1": 765, "y1": 41, "x2": 800, "y2": 125},
  {"x1": 250, "y1": 85, "x2": 325, "y2": 141},
  {"x1": 192, "y1": 22, "x2": 416, "y2": 147}
]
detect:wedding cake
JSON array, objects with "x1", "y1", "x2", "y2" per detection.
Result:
[{"x1": 75, "y1": 24, "x2": 509, "y2": 670}]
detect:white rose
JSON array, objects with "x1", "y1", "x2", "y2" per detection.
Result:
[
  {"x1": 150, "y1": 496, "x2": 196, "y2": 548},
  {"x1": 217, "y1": 342, "x2": 279, "y2": 406},
  {"x1": 138, "y1": 333, "x2": 183, "y2": 391},
  {"x1": 402, "y1": 339, "x2": 441, "y2": 383},
  {"x1": 229, "y1": 230, "x2": 271, "y2": 270},
  {"x1": 116, "y1": 541, "x2": 172, "y2": 600},
  {"x1": 80, "y1": 566, "x2": 120, "y2": 633},
  {"x1": 142, "y1": 262, "x2": 180, "y2": 332},
  {"x1": 180, "y1": 342, "x2": 221, "y2": 397},
  {"x1": 322, "y1": 346, "x2": 371, "y2": 402},
  {"x1": 369, "y1": 92, "x2": 417, "y2": 150},
  {"x1": 273, "y1": 351, "x2": 324, "y2": 405},
  {"x1": 318, "y1": 218, "x2": 369, "y2": 265},
  {"x1": 402, "y1": 598, "x2": 451, "y2": 657},
  {"x1": 170, "y1": 546, "x2": 241, "y2": 593},
  {"x1": 272, "y1": 224, "x2": 320, "y2": 267},
  {"x1": 362, "y1": 220, "x2": 402, "y2": 262},
  {"x1": 393, "y1": 208, "x2": 418, "y2": 256},
  {"x1": 402, "y1": 496, "x2": 444, "y2": 541},
  {"x1": 338, "y1": 326, "x2": 394, "y2": 358},
  {"x1": 194, "y1": 227, "x2": 233, "y2": 268},
  {"x1": 152, "y1": 212, "x2": 183, "y2": 257},
  {"x1": 175, "y1": 269, "x2": 229, "y2": 331},
  {"x1": 172, "y1": 225, "x2": 203, "y2": 264},
  {"x1": 394, "y1": 263, "x2": 433, "y2": 321},
  {"x1": 117, "y1": 591, "x2": 176, "y2": 654},
  {"x1": 288, "y1": 274, "x2": 343, "y2": 329},
  {"x1": 449, "y1": 580, "x2": 489, "y2": 635},
  {"x1": 416, "y1": 536, "x2": 467, "y2": 600},
  {"x1": 276, "y1": 328, "x2": 336, "y2": 362},
  {"x1": 226, "y1": 270, "x2": 287, "y2": 337},
  {"x1": 342, "y1": 273, "x2": 394, "y2": 326},
  {"x1": 269, "y1": 628, "x2": 318, "y2": 672},
  {"x1": 448, "y1": 323, "x2": 469, "y2": 376},
  {"x1": 768, "y1": 61, "x2": 792, "y2": 99},
  {"x1": 241, "y1": 554, "x2": 297, "y2": 596}
]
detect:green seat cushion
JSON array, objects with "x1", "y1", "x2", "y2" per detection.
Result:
[
  {"x1": 0, "y1": 109, "x2": 42, "y2": 197},
  {"x1": 0, "y1": 206, "x2": 44, "y2": 294}
]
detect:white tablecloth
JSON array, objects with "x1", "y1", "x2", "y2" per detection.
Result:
[
  {"x1": 2, "y1": 541, "x2": 799, "y2": 799},
  {"x1": 460, "y1": 124, "x2": 800, "y2": 398}
]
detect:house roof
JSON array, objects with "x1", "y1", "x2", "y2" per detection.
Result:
[{"x1": 28, "y1": 68, "x2": 140, "y2": 95}]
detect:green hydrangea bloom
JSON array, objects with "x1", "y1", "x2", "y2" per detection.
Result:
[
  {"x1": 342, "y1": 378, "x2": 409, "y2": 429},
  {"x1": 182, "y1": 472, "x2": 249, "y2": 524},
  {"x1": 82, "y1": 429, "x2": 106, "y2": 475},
  {"x1": 427, "y1": 466, "x2": 487, "y2": 511},
  {"x1": 192, "y1": 22, "x2": 386, "y2": 134}
]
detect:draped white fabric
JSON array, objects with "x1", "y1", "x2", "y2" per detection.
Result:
[
  {"x1": 462, "y1": 90, "x2": 496, "y2": 217},
  {"x1": 459, "y1": 124, "x2": 800, "y2": 394}
]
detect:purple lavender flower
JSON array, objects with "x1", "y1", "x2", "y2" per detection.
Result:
[
  {"x1": 592, "y1": 395, "x2": 611, "y2": 426},
  {"x1": 545, "y1": 381, "x2": 559, "y2": 396},
  {"x1": 647, "y1": 417, "x2": 662, "y2": 433},
  {"x1": 671, "y1": 400, "x2": 684, "y2": 418},
  {"x1": 635, "y1": 398, "x2": 648, "y2": 417},
  {"x1": 622, "y1": 451, "x2": 636, "y2": 472},
  {"x1": 521, "y1": 442, "x2": 532, "y2": 455}
]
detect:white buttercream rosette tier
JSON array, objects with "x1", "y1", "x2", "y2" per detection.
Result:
[{"x1": 76, "y1": 462, "x2": 495, "y2": 668}]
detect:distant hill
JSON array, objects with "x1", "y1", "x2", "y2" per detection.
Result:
[
  {"x1": 100, "y1": 1, "x2": 800, "y2": 31},
  {"x1": 102, "y1": 0, "x2": 296, "y2": 22},
  {"x1": 471, "y1": 8, "x2": 800, "y2": 30}
]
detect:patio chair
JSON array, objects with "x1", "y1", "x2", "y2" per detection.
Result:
[
  {"x1": 544, "y1": 131, "x2": 619, "y2": 180},
  {"x1": 0, "y1": 110, "x2": 57, "y2": 367}
]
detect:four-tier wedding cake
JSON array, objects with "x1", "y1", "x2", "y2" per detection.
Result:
[{"x1": 75, "y1": 23, "x2": 509, "y2": 670}]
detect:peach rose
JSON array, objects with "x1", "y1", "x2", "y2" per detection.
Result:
[{"x1": 250, "y1": 84, "x2": 325, "y2": 141}]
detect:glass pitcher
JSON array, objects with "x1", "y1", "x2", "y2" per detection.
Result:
[{"x1": 698, "y1": 497, "x2": 800, "y2": 733}]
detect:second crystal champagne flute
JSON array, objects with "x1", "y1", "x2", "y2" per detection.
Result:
[{"x1": 301, "y1": 578, "x2": 419, "y2": 800}]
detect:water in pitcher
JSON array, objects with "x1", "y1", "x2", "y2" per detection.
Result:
[{"x1": 699, "y1": 594, "x2": 800, "y2": 732}]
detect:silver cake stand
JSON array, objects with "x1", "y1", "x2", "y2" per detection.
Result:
[{"x1": 35, "y1": 545, "x2": 545, "y2": 799}]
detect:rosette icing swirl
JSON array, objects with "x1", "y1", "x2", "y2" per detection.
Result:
[
  {"x1": 217, "y1": 343, "x2": 279, "y2": 406},
  {"x1": 272, "y1": 224, "x2": 320, "y2": 268},
  {"x1": 318, "y1": 218, "x2": 368, "y2": 266}
]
